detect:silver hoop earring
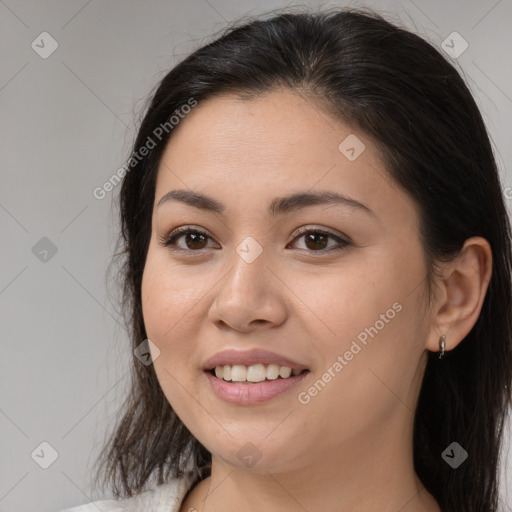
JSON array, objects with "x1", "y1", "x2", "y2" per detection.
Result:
[{"x1": 438, "y1": 334, "x2": 446, "y2": 359}]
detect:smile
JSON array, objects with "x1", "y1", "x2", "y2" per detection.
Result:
[
  {"x1": 204, "y1": 365, "x2": 310, "y2": 404},
  {"x1": 211, "y1": 363, "x2": 307, "y2": 383}
]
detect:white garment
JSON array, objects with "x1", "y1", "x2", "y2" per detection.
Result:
[{"x1": 59, "y1": 473, "x2": 197, "y2": 512}]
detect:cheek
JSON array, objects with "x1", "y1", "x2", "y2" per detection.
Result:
[
  {"x1": 289, "y1": 251, "x2": 404, "y2": 354},
  {"x1": 141, "y1": 248, "x2": 207, "y2": 343},
  {"x1": 293, "y1": 306, "x2": 418, "y2": 449},
  {"x1": 141, "y1": 252, "x2": 202, "y2": 388},
  {"x1": 291, "y1": 249, "x2": 425, "y2": 418}
]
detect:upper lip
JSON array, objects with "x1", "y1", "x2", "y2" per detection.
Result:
[{"x1": 203, "y1": 349, "x2": 309, "y2": 372}]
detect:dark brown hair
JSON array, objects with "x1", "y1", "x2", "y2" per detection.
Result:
[{"x1": 93, "y1": 7, "x2": 512, "y2": 511}]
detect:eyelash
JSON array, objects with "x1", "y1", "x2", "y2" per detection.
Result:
[{"x1": 158, "y1": 225, "x2": 351, "y2": 255}]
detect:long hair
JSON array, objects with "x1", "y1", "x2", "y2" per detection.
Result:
[{"x1": 92, "y1": 7, "x2": 512, "y2": 511}]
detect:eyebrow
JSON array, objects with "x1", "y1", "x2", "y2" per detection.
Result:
[{"x1": 157, "y1": 189, "x2": 375, "y2": 217}]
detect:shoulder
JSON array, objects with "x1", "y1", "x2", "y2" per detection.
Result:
[{"x1": 59, "y1": 472, "x2": 197, "y2": 512}]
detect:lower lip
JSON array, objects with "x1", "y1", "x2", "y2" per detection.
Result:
[{"x1": 204, "y1": 370, "x2": 310, "y2": 405}]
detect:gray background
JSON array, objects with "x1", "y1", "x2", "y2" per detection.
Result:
[{"x1": 1, "y1": 0, "x2": 511, "y2": 510}]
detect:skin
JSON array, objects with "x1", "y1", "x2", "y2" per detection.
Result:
[{"x1": 141, "y1": 89, "x2": 492, "y2": 512}]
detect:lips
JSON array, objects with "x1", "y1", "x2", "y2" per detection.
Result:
[
  {"x1": 202, "y1": 348, "x2": 309, "y2": 372},
  {"x1": 205, "y1": 369, "x2": 310, "y2": 404}
]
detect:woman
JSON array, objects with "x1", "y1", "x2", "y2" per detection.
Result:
[{"x1": 63, "y1": 6, "x2": 512, "y2": 512}]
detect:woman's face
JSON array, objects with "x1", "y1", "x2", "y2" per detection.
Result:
[{"x1": 141, "y1": 89, "x2": 433, "y2": 475}]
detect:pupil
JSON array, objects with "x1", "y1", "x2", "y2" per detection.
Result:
[
  {"x1": 306, "y1": 233, "x2": 327, "y2": 250},
  {"x1": 187, "y1": 232, "x2": 206, "y2": 249}
]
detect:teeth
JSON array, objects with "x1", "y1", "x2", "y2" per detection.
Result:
[
  {"x1": 212, "y1": 364, "x2": 304, "y2": 383},
  {"x1": 280, "y1": 366, "x2": 292, "y2": 378},
  {"x1": 231, "y1": 364, "x2": 247, "y2": 382},
  {"x1": 267, "y1": 364, "x2": 280, "y2": 380},
  {"x1": 247, "y1": 364, "x2": 265, "y2": 382}
]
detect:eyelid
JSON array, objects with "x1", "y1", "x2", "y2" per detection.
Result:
[
  {"x1": 159, "y1": 224, "x2": 351, "y2": 253},
  {"x1": 287, "y1": 225, "x2": 351, "y2": 253},
  {"x1": 158, "y1": 224, "x2": 214, "y2": 252},
  {"x1": 291, "y1": 224, "x2": 350, "y2": 242}
]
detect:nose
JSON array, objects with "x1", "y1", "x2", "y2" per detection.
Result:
[{"x1": 207, "y1": 248, "x2": 288, "y2": 333}]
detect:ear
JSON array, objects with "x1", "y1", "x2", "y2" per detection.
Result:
[{"x1": 426, "y1": 236, "x2": 493, "y2": 354}]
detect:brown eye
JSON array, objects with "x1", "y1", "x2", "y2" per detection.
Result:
[
  {"x1": 159, "y1": 227, "x2": 217, "y2": 251},
  {"x1": 304, "y1": 232, "x2": 329, "y2": 250},
  {"x1": 289, "y1": 228, "x2": 350, "y2": 253},
  {"x1": 180, "y1": 231, "x2": 209, "y2": 250},
  {"x1": 159, "y1": 226, "x2": 350, "y2": 255}
]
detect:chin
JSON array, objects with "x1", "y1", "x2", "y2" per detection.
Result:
[{"x1": 204, "y1": 433, "x2": 306, "y2": 475}]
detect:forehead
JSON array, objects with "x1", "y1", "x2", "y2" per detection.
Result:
[
  {"x1": 154, "y1": 90, "x2": 416, "y2": 226},
  {"x1": 160, "y1": 90, "x2": 353, "y2": 165}
]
